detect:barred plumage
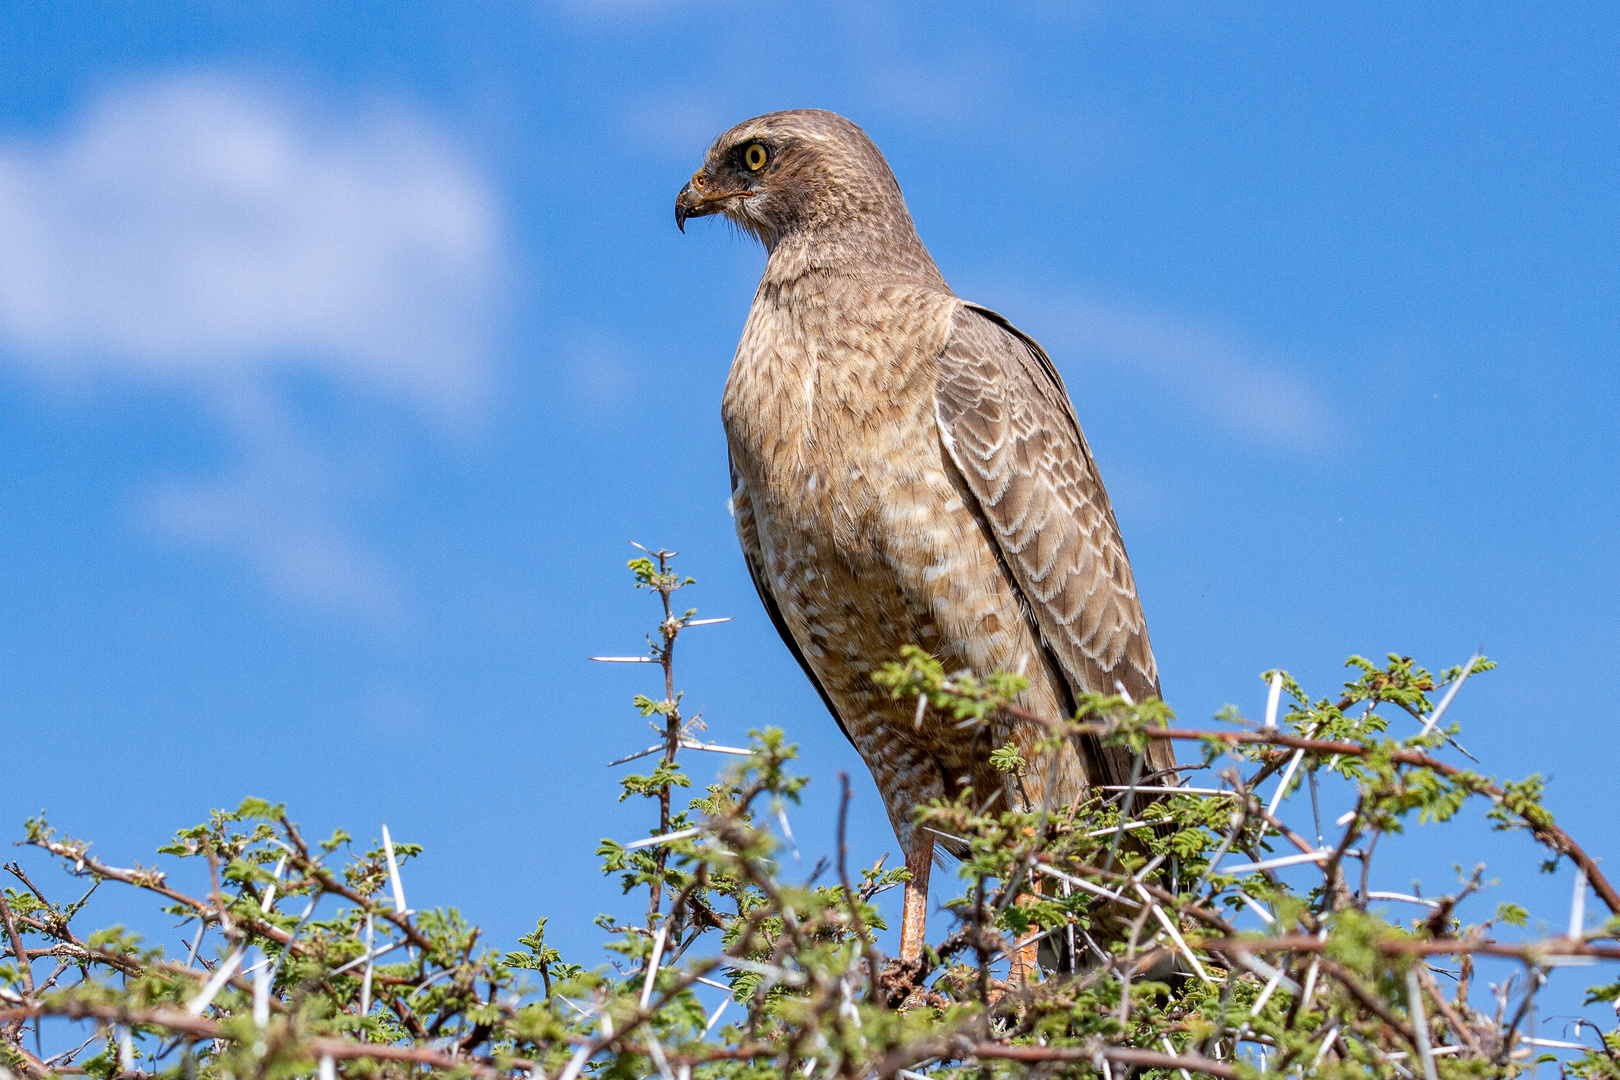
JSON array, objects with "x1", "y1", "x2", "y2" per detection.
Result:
[{"x1": 677, "y1": 109, "x2": 1174, "y2": 963}]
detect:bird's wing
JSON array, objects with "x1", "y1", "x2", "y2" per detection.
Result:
[
  {"x1": 934, "y1": 302, "x2": 1173, "y2": 786},
  {"x1": 728, "y1": 458, "x2": 856, "y2": 748}
]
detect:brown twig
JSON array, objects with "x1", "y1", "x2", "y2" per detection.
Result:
[
  {"x1": 1318, "y1": 957, "x2": 1421, "y2": 1052},
  {"x1": 0, "y1": 1002, "x2": 539, "y2": 1078},
  {"x1": 1192, "y1": 932, "x2": 1620, "y2": 963},
  {"x1": 978, "y1": 1041, "x2": 1241, "y2": 1079},
  {"x1": 0, "y1": 885, "x2": 35, "y2": 1041},
  {"x1": 1416, "y1": 962, "x2": 1481, "y2": 1054},
  {"x1": 996, "y1": 711, "x2": 1619, "y2": 916},
  {"x1": 836, "y1": 772, "x2": 882, "y2": 1004}
]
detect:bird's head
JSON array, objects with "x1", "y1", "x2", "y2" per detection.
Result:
[{"x1": 675, "y1": 109, "x2": 909, "y2": 252}]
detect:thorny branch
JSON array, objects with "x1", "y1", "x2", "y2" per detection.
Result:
[{"x1": 3, "y1": 559, "x2": 1616, "y2": 1080}]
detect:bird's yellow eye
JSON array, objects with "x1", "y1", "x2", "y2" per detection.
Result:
[{"x1": 743, "y1": 143, "x2": 768, "y2": 171}]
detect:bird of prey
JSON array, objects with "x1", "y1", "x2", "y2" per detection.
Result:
[{"x1": 676, "y1": 109, "x2": 1175, "y2": 963}]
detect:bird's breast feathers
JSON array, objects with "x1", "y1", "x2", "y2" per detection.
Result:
[
  {"x1": 721, "y1": 280, "x2": 1036, "y2": 680},
  {"x1": 721, "y1": 280, "x2": 958, "y2": 525}
]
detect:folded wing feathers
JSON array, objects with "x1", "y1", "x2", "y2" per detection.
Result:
[{"x1": 936, "y1": 304, "x2": 1161, "y2": 705}]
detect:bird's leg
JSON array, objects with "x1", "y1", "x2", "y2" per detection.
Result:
[
  {"x1": 898, "y1": 833, "x2": 934, "y2": 963},
  {"x1": 1005, "y1": 891, "x2": 1043, "y2": 987}
]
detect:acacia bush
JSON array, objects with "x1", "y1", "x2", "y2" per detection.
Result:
[{"x1": 2, "y1": 549, "x2": 1617, "y2": 1080}]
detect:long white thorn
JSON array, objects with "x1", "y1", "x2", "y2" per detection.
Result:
[
  {"x1": 253, "y1": 946, "x2": 272, "y2": 1028},
  {"x1": 1311, "y1": 1027, "x2": 1340, "y2": 1068},
  {"x1": 1240, "y1": 893, "x2": 1276, "y2": 925},
  {"x1": 1100, "y1": 786, "x2": 1236, "y2": 797},
  {"x1": 622, "y1": 827, "x2": 702, "y2": 851},
  {"x1": 1267, "y1": 749, "x2": 1306, "y2": 817},
  {"x1": 1299, "y1": 926, "x2": 1329, "y2": 1011},
  {"x1": 1249, "y1": 963, "x2": 1286, "y2": 1017},
  {"x1": 1137, "y1": 886, "x2": 1212, "y2": 985},
  {"x1": 775, "y1": 800, "x2": 801, "y2": 864},
  {"x1": 1301, "y1": 954, "x2": 1322, "y2": 1012},
  {"x1": 608, "y1": 744, "x2": 666, "y2": 767},
  {"x1": 1368, "y1": 891, "x2": 1441, "y2": 908},
  {"x1": 186, "y1": 949, "x2": 244, "y2": 1015},
  {"x1": 640, "y1": 926, "x2": 668, "y2": 1009},
  {"x1": 1084, "y1": 820, "x2": 1156, "y2": 839},
  {"x1": 680, "y1": 740, "x2": 751, "y2": 756},
  {"x1": 1570, "y1": 865, "x2": 1589, "y2": 939},
  {"x1": 1264, "y1": 672, "x2": 1284, "y2": 728},
  {"x1": 644, "y1": 1032, "x2": 676, "y2": 1080},
  {"x1": 1034, "y1": 863, "x2": 1139, "y2": 908},
  {"x1": 329, "y1": 938, "x2": 408, "y2": 977},
  {"x1": 381, "y1": 824, "x2": 408, "y2": 915},
  {"x1": 183, "y1": 921, "x2": 206, "y2": 970},
  {"x1": 1519, "y1": 1037, "x2": 1597, "y2": 1050},
  {"x1": 557, "y1": 1043, "x2": 592, "y2": 1080},
  {"x1": 702, "y1": 997, "x2": 730, "y2": 1037},
  {"x1": 1229, "y1": 951, "x2": 1301, "y2": 993},
  {"x1": 1407, "y1": 966, "x2": 1439, "y2": 1080},
  {"x1": 1420, "y1": 651, "x2": 1481, "y2": 735},
  {"x1": 1160, "y1": 1037, "x2": 1193, "y2": 1080},
  {"x1": 262, "y1": 854, "x2": 287, "y2": 913},
  {"x1": 1221, "y1": 850, "x2": 1330, "y2": 875},
  {"x1": 360, "y1": 912, "x2": 375, "y2": 1023}
]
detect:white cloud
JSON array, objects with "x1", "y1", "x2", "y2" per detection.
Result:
[
  {"x1": 0, "y1": 73, "x2": 501, "y2": 613},
  {"x1": 1007, "y1": 293, "x2": 1336, "y2": 448},
  {"x1": 0, "y1": 72, "x2": 496, "y2": 414}
]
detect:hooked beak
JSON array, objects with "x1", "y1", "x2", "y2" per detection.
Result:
[
  {"x1": 675, "y1": 182, "x2": 695, "y2": 232},
  {"x1": 675, "y1": 168, "x2": 744, "y2": 233}
]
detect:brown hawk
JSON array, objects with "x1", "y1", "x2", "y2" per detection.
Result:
[{"x1": 676, "y1": 109, "x2": 1175, "y2": 962}]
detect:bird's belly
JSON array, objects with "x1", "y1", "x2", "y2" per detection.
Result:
[
  {"x1": 761, "y1": 456, "x2": 1016, "y2": 686},
  {"x1": 739, "y1": 437, "x2": 1083, "y2": 845},
  {"x1": 721, "y1": 287, "x2": 1085, "y2": 844}
]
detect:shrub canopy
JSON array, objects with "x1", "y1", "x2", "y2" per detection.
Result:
[{"x1": 3, "y1": 551, "x2": 1617, "y2": 1080}]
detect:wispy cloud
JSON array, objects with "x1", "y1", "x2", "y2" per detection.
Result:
[
  {"x1": 138, "y1": 381, "x2": 402, "y2": 616},
  {"x1": 618, "y1": 90, "x2": 735, "y2": 159},
  {"x1": 0, "y1": 72, "x2": 500, "y2": 613},
  {"x1": 1004, "y1": 292, "x2": 1336, "y2": 449},
  {"x1": 560, "y1": 329, "x2": 638, "y2": 412},
  {"x1": 860, "y1": 57, "x2": 996, "y2": 126},
  {"x1": 0, "y1": 72, "x2": 496, "y2": 415}
]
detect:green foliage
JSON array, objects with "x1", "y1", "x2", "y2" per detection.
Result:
[
  {"x1": 1, "y1": 552, "x2": 1615, "y2": 1080},
  {"x1": 1496, "y1": 903, "x2": 1530, "y2": 928},
  {"x1": 988, "y1": 743, "x2": 1027, "y2": 776}
]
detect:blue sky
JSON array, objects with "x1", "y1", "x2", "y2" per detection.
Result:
[{"x1": 1, "y1": 0, "x2": 1616, "y2": 1040}]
